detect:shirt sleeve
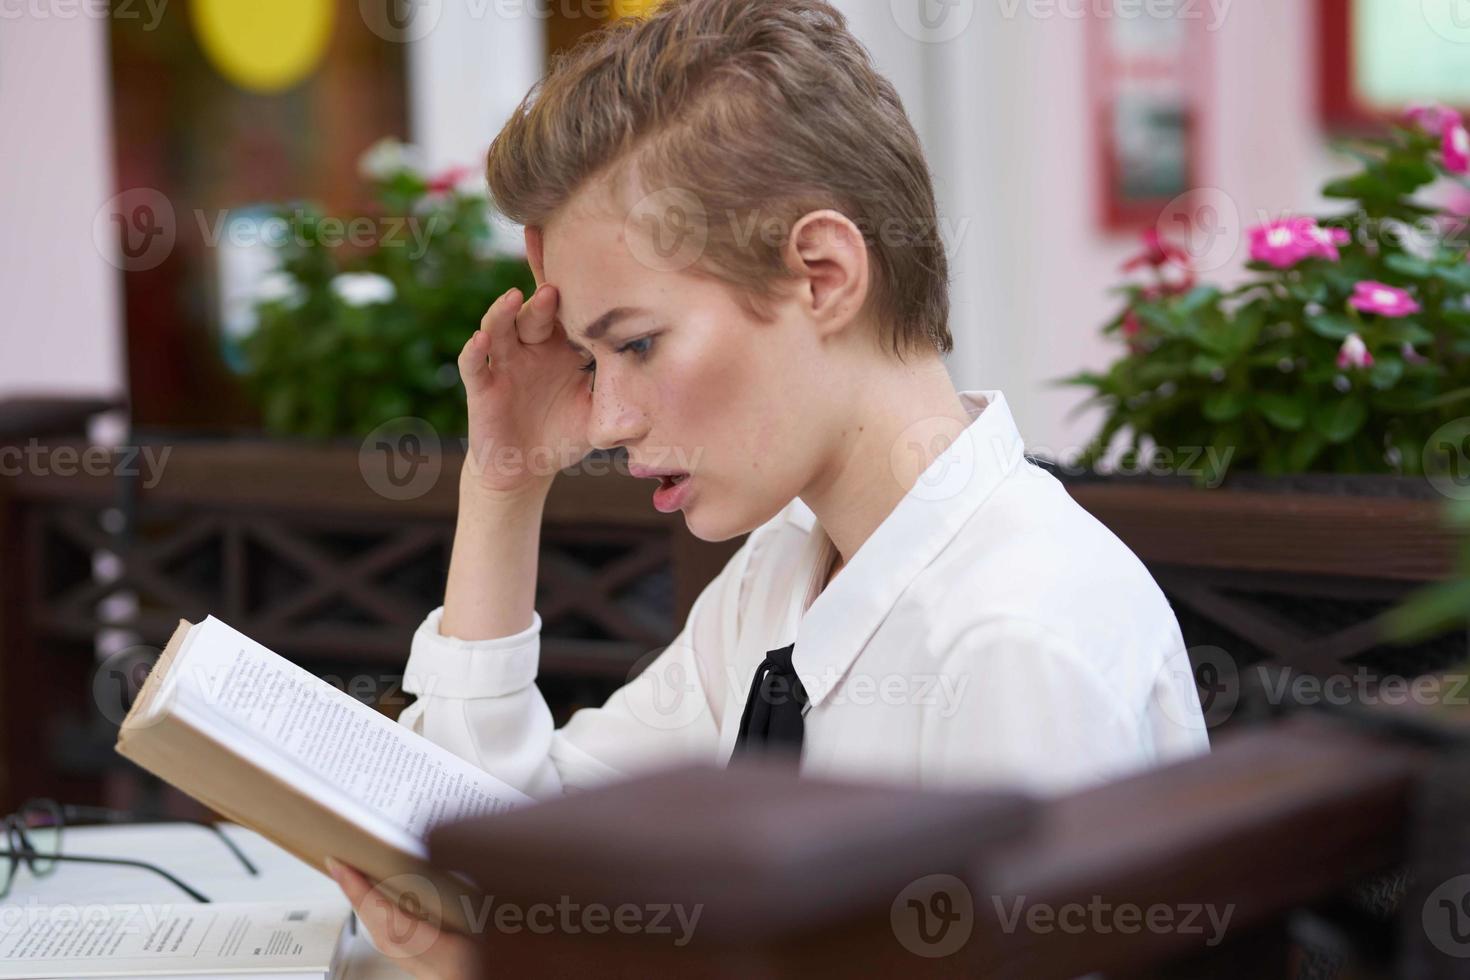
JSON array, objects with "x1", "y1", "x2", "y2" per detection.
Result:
[
  {"x1": 921, "y1": 616, "x2": 1159, "y2": 798},
  {"x1": 396, "y1": 532, "x2": 759, "y2": 801}
]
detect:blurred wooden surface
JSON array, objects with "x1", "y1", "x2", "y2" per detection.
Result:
[{"x1": 431, "y1": 712, "x2": 1438, "y2": 979}]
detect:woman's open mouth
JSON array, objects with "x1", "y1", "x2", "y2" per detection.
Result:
[{"x1": 651, "y1": 472, "x2": 692, "y2": 513}]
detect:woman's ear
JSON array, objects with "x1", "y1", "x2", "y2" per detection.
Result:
[
  {"x1": 525, "y1": 226, "x2": 547, "y2": 285},
  {"x1": 782, "y1": 210, "x2": 870, "y2": 336}
]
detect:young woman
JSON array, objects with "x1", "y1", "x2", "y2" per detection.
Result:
[{"x1": 328, "y1": 0, "x2": 1209, "y2": 971}]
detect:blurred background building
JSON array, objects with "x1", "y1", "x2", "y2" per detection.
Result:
[
  {"x1": 10, "y1": 1, "x2": 1470, "y2": 445},
  {"x1": 2, "y1": 0, "x2": 1470, "y2": 812}
]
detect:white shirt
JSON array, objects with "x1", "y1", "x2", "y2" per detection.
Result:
[{"x1": 397, "y1": 390, "x2": 1210, "y2": 800}]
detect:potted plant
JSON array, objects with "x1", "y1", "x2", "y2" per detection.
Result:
[
  {"x1": 1053, "y1": 105, "x2": 1470, "y2": 686},
  {"x1": 238, "y1": 138, "x2": 536, "y2": 441},
  {"x1": 1060, "y1": 104, "x2": 1470, "y2": 490}
]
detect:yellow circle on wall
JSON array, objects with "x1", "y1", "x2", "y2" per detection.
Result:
[
  {"x1": 613, "y1": 0, "x2": 664, "y2": 18},
  {"x1": 190, "y1": 0, "x2": 334, "y2": 94}
]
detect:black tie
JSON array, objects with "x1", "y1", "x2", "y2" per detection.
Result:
[{"x1": 730, "y1": 643, "x2": 808, "y2": 764}]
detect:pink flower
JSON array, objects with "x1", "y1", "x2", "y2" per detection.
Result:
[
  {"x1": 1122, "y1": 230, "x2": 1196, "y2": 295},
  {"x1": 1349, "y1": 281, "x2": 1421, "y2": 318},
  {"x1": 426, "y1": 165, "x2": 476, "y2": 194},
  {"x1": 1248, "y1": 217, "x2": 1347, "y2": 268},
  {"x1": 1337, "y1": 333, "x2": 1374, "y2": 371},
  {"x1": 1307, "y1": 224, "x2": 1351, "y2": 262},
  {"x1": 1445, "y1": 123, "x2": 1470, "y2": 176},
  {"x1": 1406, "y1": 103, "x2": 1464, "y2": 138},
  {"x1": 1121, "y1": 309, "x2": 1147, "y2": 354}
]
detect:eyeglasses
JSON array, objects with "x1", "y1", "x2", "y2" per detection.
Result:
[{"x1": 1, "y1": 799, "x2": 260, "y2": 903}]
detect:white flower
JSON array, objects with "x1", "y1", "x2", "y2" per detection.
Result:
[
  {"x1": 358, "y1": 138, "x2": 426, "y2": 182},
  {"x1": 254, "y1": 269, "x2": 305, "y2": 308},
  {"x1": 331, "y1": 273, "x2": 396, "y2": 307}
]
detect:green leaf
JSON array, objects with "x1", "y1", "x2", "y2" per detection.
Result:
[
  {"x1": 1189, "y1": 353, "x2": 1227, "y2": 377},
  {"x1": 1384, "y1": 252, "x2": 1435, "y2": 279},
  {"x1": 1313, "y1": 397, "x2": 1369, "y2": 444},
  {"x1": 1287, "y1": 428, "x2": 1327, "y2": 471},
  {"x1": 1381, "y1": 578, "x2": 1470, "y2": 643},
  {"x1": 1368, "y1": 357, "x2": 1405, "y2": 390},
  {"x1": 1256, "y1": 392, "x2": 1307, "y2": 431},
  {"x1": 1374, "y1": 320, "x2": 1434, "y2": 345},
  {"x1": 1203, "y1": 389, "x2": 1248, "y2": 422},
  {"x1": 1305, "y1": 313, "x2": 1358, "y2": 340}
]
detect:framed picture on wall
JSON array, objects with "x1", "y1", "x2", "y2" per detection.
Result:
[
  {"x1": 1319, "y1": 0, "x2": 1470, "y2": 132},
  {"x1": 1088, "y1": 0, "x2": 1212, "y2": 231}
]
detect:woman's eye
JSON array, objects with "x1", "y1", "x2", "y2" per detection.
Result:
[{"x1": 577, "y1": 335, "x2": 656, "y2": 378}]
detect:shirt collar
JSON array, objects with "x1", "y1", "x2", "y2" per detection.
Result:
[{"x1": 786, "y1": 389, "x2": 1028, "y2": 709}]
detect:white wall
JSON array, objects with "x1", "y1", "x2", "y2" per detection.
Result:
[
  {"x1": 0, "y1": 10, "x2": 125, "y2": 402},
  {"x1": 0, "y1": 1, "x2": 1346, "y2": 452},
  {"x1": 852, "y1": 0, "x2": 1340, "y2": 453}
]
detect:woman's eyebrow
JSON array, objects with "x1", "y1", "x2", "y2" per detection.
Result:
[{"x1": 561, "y1": 306, "x2": 647, "y2": 352}]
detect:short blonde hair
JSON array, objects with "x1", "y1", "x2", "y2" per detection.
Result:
[{"x1": 485, "y1": 0, "x2": 953, "y2": 359}]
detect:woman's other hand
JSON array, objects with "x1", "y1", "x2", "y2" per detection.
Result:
[{"x1": 327, "y1": 857, "x2": 478, "y2": 980}]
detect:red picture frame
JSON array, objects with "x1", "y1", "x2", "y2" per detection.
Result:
[
  {"x1": 1088, "y1": 2, "x2": 1213, "y2": 231},
  {"x1": 1317, "y1": 0, "x2": 1470, "y2": 132}
]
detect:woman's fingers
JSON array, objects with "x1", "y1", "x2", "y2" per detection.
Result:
[
  {"x1": 326, "y1": 858, "x2": 455, "y2": 968},
  {"x1": 515, "y1": 284, "x2": 559, "y2": 345},
  {"x1": 461, "y1": 288, "x2": 526, "y2": 391}
]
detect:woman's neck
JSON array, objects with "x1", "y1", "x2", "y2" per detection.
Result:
[{"x1": 799, "y1": 355, "x2": 973, "y2": 576}]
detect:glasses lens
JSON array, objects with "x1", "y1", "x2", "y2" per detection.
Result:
[
  {"x1": 19, "y1": 801, "x2": 63, "y2": 875},
  {"x1": 1, "y1": 824, "x2": 18, "y2": 898}
]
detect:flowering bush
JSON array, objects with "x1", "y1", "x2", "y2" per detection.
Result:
[
  {"x1": 1062, "y1": 105, "x2": 1470, "y2": 486},
  {"x1": 240, "y1": 138, "x2": 535, "y2": 438}
]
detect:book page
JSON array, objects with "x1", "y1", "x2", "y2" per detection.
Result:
[
  {"x1": 0, "y1": 900, "x2": 347, "y2": 979},
  {"x1": 168, "y1": 616, "x2": 531, "y2": 856}
]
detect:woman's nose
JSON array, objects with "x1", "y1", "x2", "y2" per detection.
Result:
[{"x1": 585, "y1": 380, "x2": 647, "y2": 452}]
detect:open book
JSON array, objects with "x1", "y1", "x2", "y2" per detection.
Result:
[
  {"x1": 0, "y1": 900, "x2": 351, "y2": 979},
  {"x1": 115, "y1": 616, "x2": 532, "y2": 933}
]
